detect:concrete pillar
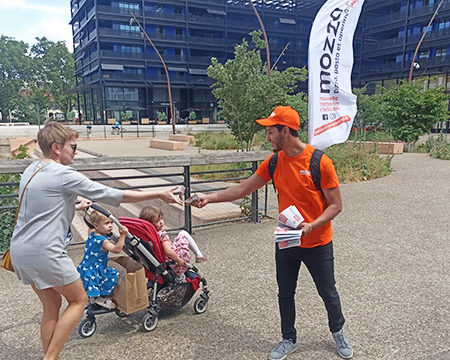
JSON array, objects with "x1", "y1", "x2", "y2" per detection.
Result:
[{"x1": 0, "y1": 138, "x2": 10, "y2": 159}]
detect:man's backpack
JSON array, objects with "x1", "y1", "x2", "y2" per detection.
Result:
[{"x1": 268, "y1": 149, "x2": 323, "y2": 192}]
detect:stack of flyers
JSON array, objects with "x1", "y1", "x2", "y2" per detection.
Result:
[
  {"x1": 277, "y1": 205, "x2": 304, "y2": 229},
  {"x1": 274, "y1": 226, "x2": 302, "y2": 249}
]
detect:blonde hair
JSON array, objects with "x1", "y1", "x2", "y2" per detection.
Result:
[
  {"x1": 88, "y1": 210, "x2": 109, "y2": 226},
  {"x1": 37, "y1": 122, "x2": 79, "y2": 156},
  {"x1": 139, "y1": 206, "x2": 163, "y2": 225}
]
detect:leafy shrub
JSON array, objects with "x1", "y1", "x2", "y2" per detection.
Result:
[
  {"x1": 0, "y1": 173, "x2": 20, "y2": 252},
  {"x1": 325, "y1": 143, "x2": 392, "y2": 182},
  {"x1": 194, "y1": 132, "x2": 240, "y2": 150},
  {"x1": 191, "y1": 162, "x2": 252, "y2": 181},
  {"x1": 424, "y1": 134, "x2": 450, "y2": 160},
  {"x1": 0, "y1": 146, "x2": 29, "y2": 251}
]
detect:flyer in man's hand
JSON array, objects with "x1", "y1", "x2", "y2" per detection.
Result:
[
  {"x1": 277, "y1": 205, "x2": 304, "y2": 229},
  {"x1": 274, "y1": 205, "x2": 304, "y2": 249}
]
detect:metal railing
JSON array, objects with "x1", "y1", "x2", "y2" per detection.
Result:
[{"x1": 0, "y1": 152, "x2": 272, "y2": 251}]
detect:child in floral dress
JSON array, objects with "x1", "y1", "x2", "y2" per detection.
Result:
[
  {"x1": 139, "y1": 206, "x2": 206, "y2": 276},
  {"x1": 77, "y1": 210, "x2": 128, "y2": 309}
]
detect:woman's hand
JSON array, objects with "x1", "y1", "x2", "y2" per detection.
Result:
[
  {"x1": 159, "y1": 187, "x2": 183, "y2": 205},
  {"x1": 75, "y1": 198, "x2": 92, "y2": 210}
]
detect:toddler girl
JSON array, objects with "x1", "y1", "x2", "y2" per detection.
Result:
[
  {"x1": 77, "y1": 210, "x2": 128, "y2": 309},
  {"x1": 139, "y1": 206, "x2": 206, "y2": 276}
]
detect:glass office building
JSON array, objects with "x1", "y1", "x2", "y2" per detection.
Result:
[
  {"x1": 70, "y1": 0, "x2": 315, "y2": 124},
  {"x1": 70, "y1": 0, "x2": 450, "y2": 125},
  {"x1": 356, "y1": 0, "x2": 450, "y2": 94}
]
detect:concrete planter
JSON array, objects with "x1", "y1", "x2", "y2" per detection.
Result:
[{"x1": 346, "y1": 141, "x2": 404, "y2": 154}]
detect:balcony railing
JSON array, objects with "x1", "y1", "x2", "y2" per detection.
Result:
[
  {"x1": 147, "y1": 53, "x2": 186, "y2": 63},
  {"x1": 365, "y1": 11, "x2": 406, "y2": 28},
  {"x1": 188, "y1": 14, "x2": 226, "y2": 25},
  {"x1": 409, "y1": 1, "x2": 450, "y2": 18},
  {"x1": 97, "y1": 5, "x2": 142, "y2": 16},
  {"x1": 417, "y1": 55, "x2": 450, "y2": 67},
  {"x1": 148, "y1": 73, "x2": 187, "y2": 83},
  {"x1": 365, "y1": 37, "x2": 405, "y2": 51},
  {"x1": 102, "y1": 72, "x2": 145, "y2": 81},
  {"x1": 98, "y1": 28, "x2": 143, "y2": 39},
  {"x1": 100, "y1": 50, "x2": 144, "y2": 59},
  {"x1": 144, "y1": 10, "x2": 186, "y2": 21},
  {"x1": 362, "y1": 62, "x2": 404, "y2": 75},
  {"x1": 407, "y1": 28, "x2": 450, "y2": 44},
  {"x1": 148, "y1": 32, "x2": 187, "y2": 42},
  {"x1": 189, "y1": 55, "x2": 222, "y2": 65},
  {"x1": 189, "y1": 36, "x2": 226, "y2": 46}
]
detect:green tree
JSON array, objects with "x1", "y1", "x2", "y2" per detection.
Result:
[
  {"x1": 0, "y1": 36, "x2": 32, "y2": 121},
  {"x1": 381, "y1": 82, "x2": 449, "y2": 143},
  {"x1": 353, "y1": 87, "x2": 385, "y2": 130},
  {"x1": 207, "y1": 31, "x2": 307, "y2": 151},
  {"x1": 30, "y1": 38, "x2": 76, "y2": 121}
]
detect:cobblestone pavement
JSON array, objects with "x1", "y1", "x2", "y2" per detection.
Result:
[{"x1": 0, "y1": 150, "x2": 449, "y2": 360}]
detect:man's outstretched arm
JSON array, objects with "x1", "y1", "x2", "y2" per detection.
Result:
[{"x1": 189, "y1": 173, "x2": 267, "y2": 208}]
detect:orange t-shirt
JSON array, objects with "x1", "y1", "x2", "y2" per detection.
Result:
[{"x1": 256, "y1": 144, "x2": 339, "y2": 248}]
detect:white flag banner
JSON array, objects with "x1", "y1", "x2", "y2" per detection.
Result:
[{"x1": 308, "y1": 0, "x2": 365, "y2": 150}]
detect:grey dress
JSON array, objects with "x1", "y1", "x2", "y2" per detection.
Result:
[{"x1": 10, "y1": 160, "x2": 123, "y2": 290}]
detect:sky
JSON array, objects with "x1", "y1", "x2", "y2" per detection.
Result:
[{"x1": 0, "y1": 0, "x2": 73, "y2": 50}]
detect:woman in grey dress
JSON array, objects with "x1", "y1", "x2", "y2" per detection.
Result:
[{"x1": 10, "y1": 122, "x2": 182, "y2": 360}]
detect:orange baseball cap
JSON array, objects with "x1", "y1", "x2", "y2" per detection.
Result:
[{"x1": 255, "y1": 106, "x2": 300, "y2": 130}]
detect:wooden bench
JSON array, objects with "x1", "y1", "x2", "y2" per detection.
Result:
[
  {"x1": 141, "y1": 118, "x2": 150, "y2": 125},
  {"x1": 202, "y1": 117, "x2": 210, "y2": 124},
  {"x1": 107, "y1": 118, "x2": 116, "y2": 125},
  {"x1": 169, "y1": 134, "x2": 195, "y2": 142},
  {"x1": 150, "y1": 139, "x2": 184, "y2": 150}
]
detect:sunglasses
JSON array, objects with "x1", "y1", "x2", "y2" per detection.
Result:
[{"x1": 69, "y1": 144, "x2": 77, "y2": 152}]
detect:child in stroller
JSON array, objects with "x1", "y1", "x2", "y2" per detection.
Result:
[
  {"x1": 138, "y1": 206, "x2": 207, "y2": 277},
  {"x1": 77, "y1": 209, "x2": 128, "y2": 309},
  {"x1": 77, "y1": 204, "x2": 210, "y2": 338}
]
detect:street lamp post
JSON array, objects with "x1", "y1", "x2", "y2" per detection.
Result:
[
  {"x1": 250, "y1": 0, "x2": 271, "y2": 77},
  {"x1": 130, "y1": 11, "x2": 176, "y2": 134},
  {"x1": 408, "y1": 0, "x2": 445, "y2": 83}
]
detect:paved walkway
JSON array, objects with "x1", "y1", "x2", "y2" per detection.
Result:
[{"x1": 0, "y1": 151, "x2": 449, "y2": 360}]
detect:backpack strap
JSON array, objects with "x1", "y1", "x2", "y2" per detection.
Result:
[
  {"x1": 268, "y1": 152, "x2": 278, "y2": 193},
  {"x1": 310, "y1": 149, "x2": 323, "y2": 191}
]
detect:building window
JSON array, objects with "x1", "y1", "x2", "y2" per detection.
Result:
[
  {"x1": 119, "y1": 24, "x2": 140, "y2": 32},
  {"x1": 106, "y1": 87, "x2": 123, "y2": 101},
  {"x1": 436, "y1": 48, "x2": 446, "y2": 57},
  {"x1": 124, "y1": 88, "x2": 139, "y2": 101},
  {"x1": 419, "y1": 50, "x2": 429, "y2": 59},
  {"x1": 118, "y1": 2, "x2": 139, "y2": 11}
]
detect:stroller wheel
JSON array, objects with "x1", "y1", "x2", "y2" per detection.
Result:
[
  {"x1": 78, "y1": 318, "x2": 97, "y2": 338},
  {"x1": 193, "y1": 297, "x2": 208, "y2": 314},
  {"x1": 142, "y1": 312, "x2": 158, "y2": 332}
]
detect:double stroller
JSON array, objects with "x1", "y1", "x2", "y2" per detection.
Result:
[{"x1": 78, "y1": 204, "x2": 210, "y2": 338}]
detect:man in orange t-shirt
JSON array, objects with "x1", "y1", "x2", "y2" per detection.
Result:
[{"x1": 188, "y1": 106, "x2": 352, "y2": 360}]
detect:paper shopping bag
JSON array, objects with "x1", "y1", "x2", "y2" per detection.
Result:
[{"x1": 109, "y1": 256, "x2": 149, "y2": 315}]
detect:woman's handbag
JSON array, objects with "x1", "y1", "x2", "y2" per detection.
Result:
[
  {"x1": 1, "y1": 249, "x2": 14, "y2": 272},
  {"x1": 1, "y1": 165, "x2": 47, "y2": 272}
]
